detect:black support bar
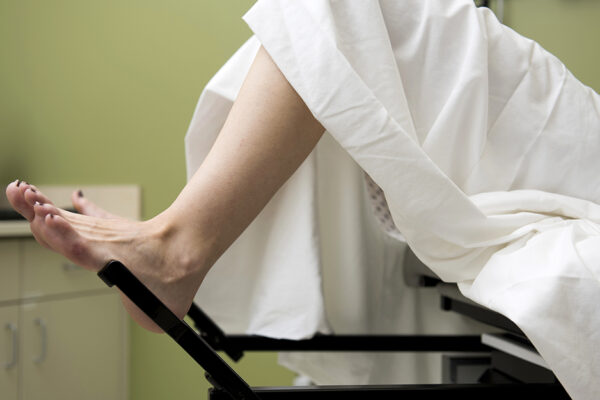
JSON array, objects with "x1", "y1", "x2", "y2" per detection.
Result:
[
  {"x1": 210, "y1": 383, "x2": 569, "y2": 400},
  {"x1": 188, "y1": 303, "x2": 245, "y2": 361},
  {"x1": 97, "y1": 259, "x2": 567, "y2": 400},
  {"x1": 441, "y1": 296, "x2": 524, "y2": 336},
  {"x1": 98, "y1": 261, "x2": 260, "y2": 400},
  {"x1": 212, "y1": 334, "x2": 490, "y2": 353}
]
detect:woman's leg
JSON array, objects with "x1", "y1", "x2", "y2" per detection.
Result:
[{"x1": 5, "y1": 46, "x2": 325, "y2": 332}]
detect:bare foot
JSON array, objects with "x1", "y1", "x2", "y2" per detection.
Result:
[{"x1": 5, "y1": 180, "x2": 209, "y2": 333}]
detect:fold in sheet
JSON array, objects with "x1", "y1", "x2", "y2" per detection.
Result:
[{"x1": 241, "y1": 1, "x2": 600, "y2": 398}]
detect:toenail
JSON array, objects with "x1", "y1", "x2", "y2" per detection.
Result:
[
  {"x1": 30, "y1": 188, "x2": 36, "y2": 193},
  {"x1": 50, "y1": 214, "x2": 54, "y2": 219},
  {"x1": 16, "y1": 179, "x2": 21, "y2": 187},
  {"x1": 78, "y1": 190, "x2": 84, "y2": 198}
]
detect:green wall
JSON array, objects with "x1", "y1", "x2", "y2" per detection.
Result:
[
  {"x1": 0, "y1": 1, "x2": 294, "y2": 399},
  {"x1": 0, "y1": 0, "x2": 256, "y2": 217},
  {"x1": 1, "y1": 1, "x2": 599, "y2": 399},
  {"x1": 502, "y1": 0, "x2": 600, "y2": 92}
]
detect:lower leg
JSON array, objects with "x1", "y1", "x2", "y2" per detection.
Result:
[
  {"x1": 5, "y1": 46, "x2": 324, "y2": 332},
  {"x1": 158, "y1": 44, "x2": 325, "y2": 269}
]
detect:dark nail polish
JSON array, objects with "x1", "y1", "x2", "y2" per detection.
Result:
[
  {"x1": 30, "y1": 188, "x2": 36, "y2": 193},
  {"x1": 16, "y1": 179, "x2": 21, "y2": 187},
  {"x1": 50, "y1": 214, "x2": 54, "y2": 219},
  {"x1": 78, "y1": 190, "x2": 84, "y2": 198}
]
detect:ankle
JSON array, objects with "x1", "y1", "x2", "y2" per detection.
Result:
[{"x1": 146, "y1": 209, "x2": 214, "y2": 281}]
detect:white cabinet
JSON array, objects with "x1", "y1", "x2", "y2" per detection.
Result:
[
  {"x1": 0, "y1": 240, "x2": 20, "y2": 400},
  {"x1": 0, "y1": 240, "x2": 19, "y2": 302},
  {"x1": 0, "y1": 305, "x2": 19, "y2": 400},
  {"x1": 0, "y1": 239, "x2": 128, "y2": 400},
  {"x1": 20, "y1": 294, "x2": 125, "y2": 400},
  {"x1": 0, "y1": 185, "x2": 138, "y2": 400},
  {"x1": 21, "y1": 240, "x2": 108, "y2": 299}
]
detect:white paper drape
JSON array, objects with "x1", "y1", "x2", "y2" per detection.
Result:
[{"x1": 186, "y1": 2, "x2": 600, "y2": 398}]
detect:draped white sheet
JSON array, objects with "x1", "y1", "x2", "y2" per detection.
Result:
[{"x1": 186, "y1": 1, "x2": 600, "y2": 398}]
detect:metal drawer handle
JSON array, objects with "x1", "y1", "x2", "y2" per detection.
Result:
[
  {"x1": 33, "y1": 318, "x2": 47, "y2": 364},
  {"x1": 4, "y1": 323, "x2": 18, "y2": 370}
]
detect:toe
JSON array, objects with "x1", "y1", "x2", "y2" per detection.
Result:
[
  {"x1": 30, "y1": 202, "x2": 76, "y2": 251},
  {"x1": 6, "y1": 180, "x2": 35, "y2": 221},
  {"x1": 71, "y1": 190, "x2": 118, "y2": 218},
  {"x1": 37, "y1": 213, "x2": 100, "y2": 271},
  {"x1": 29, "y1": 205, "x2": 51, "y2": 249},
  {"x1": 23, "y1": 185, "x2": 53, "y2": 207},
  {"x1": 33, "y1": 201, "x2": 60, "y2": 219}
]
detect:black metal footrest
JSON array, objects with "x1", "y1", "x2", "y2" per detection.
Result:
[
  {"x1": 98, "y1": 260, "x2": 260, "y2": 400},
  {"x1": 97, "y1": 260, "x2": 568, "y2": 400}
]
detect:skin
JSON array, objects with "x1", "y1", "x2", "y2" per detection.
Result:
[{"x1": 5, "y1": 46, "x2": 325, "y2": 332}]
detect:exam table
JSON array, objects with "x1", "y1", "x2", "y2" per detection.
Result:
[{"x1": 97, "y1": 250, "x2": 570, "y2": 399}]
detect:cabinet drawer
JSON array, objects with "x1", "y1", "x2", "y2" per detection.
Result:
[
  {"x1": 21, "y1": 240, "x2": 105, "y2": 298},
  {"x1": 0, "y1": 240, "x2": 20, "y2": 302}
]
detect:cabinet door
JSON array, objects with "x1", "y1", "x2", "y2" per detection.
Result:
[
  {"x1": 21, "y1": 240, "x2": 106, "y2": 298},
  {"x1": 0, "y1": 240, "x2": 20, "y2": 302},
  {"x1": 0, "y1": 306, "x2": 19, "y2": 400},
  {"x1": 21, "y1": 294, "x2": 126, "y2": 400}
]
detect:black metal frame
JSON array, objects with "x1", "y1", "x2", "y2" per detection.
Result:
[
  {"x1": 440, "y1": 294, "x2": 524, "y2": 335},
  {"x1": 98, "y1": 260, "x2": 569, "y2": 400}
]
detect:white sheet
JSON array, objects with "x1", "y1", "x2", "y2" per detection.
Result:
[
  {"x1": 186, "y1": 37, "x2": 487, "y2": 385},
  {"x1": 187, "y1": 1, "x2": 600, "y2": 398}
]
